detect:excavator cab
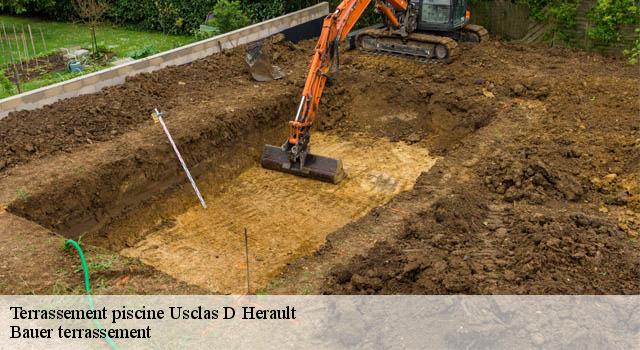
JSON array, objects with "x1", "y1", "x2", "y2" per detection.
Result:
[
  {"x1": 415, "y1": 0, "x2": 486, "y2": 42},
  {"x1": 418, "y1": 0, "x2": 469, "y2": 31}
]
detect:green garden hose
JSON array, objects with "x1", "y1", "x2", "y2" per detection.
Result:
[
  {"x1": 65, "y1": 239, "x2": 120, "y2": 350},
  {"x1": 65, "y1": 240, "x2": 91, "y2": 293}
]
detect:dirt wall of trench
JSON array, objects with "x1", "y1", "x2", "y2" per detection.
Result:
[
  {"x1": 0, "y1": 37, "x2": 637, "y2": 296},
  {"x1": 7, "y1": 93, "x2": 296, "y2": 240}
]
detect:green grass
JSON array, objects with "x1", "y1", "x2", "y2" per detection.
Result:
[
  {"x1": 0, "y1": 15, "x2": 196, "y2": 98},
  {"x1": 8, "y1": 64, "x2": 102, "y2": 92}
]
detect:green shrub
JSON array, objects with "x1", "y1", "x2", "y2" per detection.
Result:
[
  {"x1": 0, "y1": 0, "x2": 75, "y2": 20},
  {"x1": 624, "y1": 27, "x2": 640, "y2": 63},
  {"x1": 1, "y1": 0, "x2": 379, "y2": 34},
  {"x1": 0, "y1": 0, "x2": 57, "y2": 14},
  {"x1": 0, "y1": 71, "x2": 16, "y2": 96},
  {"x1": 205, "y1": 0, "x2": 251, "y2": 35},
  {"x1": 588, "y1": 0, "x2": 640, "y2": 44},
  {"x1": 126, "y1": 45, "x2": 158, "y2": 59},
  {"x1": 546, "y1": 0, "x2": 579, "y2": 44},
  {"x1": 154, "y1": 0, "x2": 182, "y2": 35},
  {"x1": 106, "y1": 0, "x2": 217, "y2": 35},
  {"x1": 243, "y1": 0, "x2": 286, "y2": 22},
  {"x1": 520, "y1": 0, "x2": 553, "y2": 20}
]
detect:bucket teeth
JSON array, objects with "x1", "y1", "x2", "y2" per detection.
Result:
[{"x1": 260, "y1": 144, "x2": 345, "y2": 184}]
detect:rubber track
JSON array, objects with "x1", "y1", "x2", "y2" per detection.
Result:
[
  {"x1": 462, "y1": 24, "x2": 490, "y2": 42},
  {"x1": 355, "y1": 28, "x2": 460, "y2": 64}
]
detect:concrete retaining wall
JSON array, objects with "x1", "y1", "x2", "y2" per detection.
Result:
[{"x1": 0, "y1": 3, "x2": 329, "y2": 119}]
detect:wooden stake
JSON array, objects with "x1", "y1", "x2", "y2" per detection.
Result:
[
  {"x1": 244, "y1": 227, "x2": 251, "y2": 295},
  {"x1": 2, "y1": 25, "x2": 8, "y2": 72},
  {"x1": 12, "y1": 25, "x2": 22, "y2": 70},
  {"x1": 28, "y1": 25, "x2": 37, "y2": 69},
  {"x1": 12, "y1": 63, "x2": 21, "y2": 93},
  {"x1": 8, "y1": 48, "x2": 21, "y2": 93},
  {"x1": 0, "y1": 23, "x2": 6, "y2": 65},
  {"x1": 2, "y1": 23, "x2": 10, "y2": 53},
  {"x1": 39, "y1": 28, "x2": 48, "y2": 64},
  {"x1": 21, "y1": 25, "x2": 29, "y2": 68},
  {"x1": 2, "y1": 24, "x2": 11, "y2": 70}
]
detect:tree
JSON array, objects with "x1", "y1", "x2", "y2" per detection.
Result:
[
  {"x1": 74, "y1": 0, "x2": 108, "y2": 57},
  {"x1": 206, "y1": 0, "x2": 251, "y2": 35}
]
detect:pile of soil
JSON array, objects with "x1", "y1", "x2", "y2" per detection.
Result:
[
  {"x1": 316, "y1": 53, "x2": 498, "y2": 152},
  {"x1": 324, "y1": 188, "x2": 638, "y2": 294},
  {"x1": 276, "y1": 42, "x2": 640, "y2": 295},
  {"x1": 0, "y1": 41, "x2": 309, "y2": 172}
]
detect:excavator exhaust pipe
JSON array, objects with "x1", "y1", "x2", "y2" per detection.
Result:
[{"x1": 260, "y1": 145, "x2": 346, "y2": 184}]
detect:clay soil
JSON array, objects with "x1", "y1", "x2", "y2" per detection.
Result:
[{"x1": 0, "y1": 36, "x2": 638, "y2": 295}]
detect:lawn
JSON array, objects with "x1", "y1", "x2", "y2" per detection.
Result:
[{"x1": 0, "y1": 15, "x2": 196, "y2": 98}]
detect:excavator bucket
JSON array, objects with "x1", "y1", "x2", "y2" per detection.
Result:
[
  {"x1": 260, "y1": 144, "x2": 346, "y2": 184},
  {"x1": 245, "y1": 41, "x2": 284, "y2": 82}
]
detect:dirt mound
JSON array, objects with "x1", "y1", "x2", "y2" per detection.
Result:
[
  {"x1": 316, "y1": 53, "x2": 498, "y2": 152},
  {"x1": 275, "y1": 40, "x2": 640, "y2": 295},
  {"x1": 0, "y1": 39, "x2": 310, "y2": 172},
  {"x1": 323, "y1": 190, "x2": 639, "y2": 294},
  {"x1": 482, "y1": 151, "x2": 584, "y2": 203}
]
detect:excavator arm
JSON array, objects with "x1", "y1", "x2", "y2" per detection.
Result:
[
  {"x1": 290, "y1": 0, "x2": 408, "y2": 156},
  {"x1": 261, "y1": 0, "x2": 409, "y2": 183},
  {"x1": 289, "y1": 0, "x2": 371, "y2": 157},
  {"x1": 262, "y1": 1, "x2": 487, "y2": 183}
]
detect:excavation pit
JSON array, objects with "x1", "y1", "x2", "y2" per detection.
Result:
[
  {"x1": 105, "y1": 132, "x2": 436, "y2": 293},
  {"x1": 4, "y1": 38, "x2": 636, "y2": 296}
]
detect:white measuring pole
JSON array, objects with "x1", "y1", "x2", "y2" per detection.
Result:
[{"x1": 154, "y1": 109, "x2": 207, "y2": 209}]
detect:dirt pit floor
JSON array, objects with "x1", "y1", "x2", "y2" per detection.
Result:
[
  {"x1": 117, "y1": 133, "x2": 436, "y2": 293},
  {"x1": 0, "y1": 37, "x2": 638, "y2": 295}
]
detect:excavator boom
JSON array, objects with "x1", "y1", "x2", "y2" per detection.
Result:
[
  {"x1": 260, "y1": 0, "x2": 487, "y2": 183},
  {"x1": 261, "y1": 0, "x2": 380, "y2": 183}
]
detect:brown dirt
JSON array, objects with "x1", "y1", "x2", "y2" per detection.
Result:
[
  {"x1": 0, "y1": 38, "x2": 638, "y2": 295},
  {"x1": 0, "y1": 210, "x2": 206, "y2": 294},
  {"x1": 271, "y1": 42, "x2": 640, "y2": 295},
  {"x1": 114, "y1": 133, "x2": 437, "y2": 293},
  {"x1": 0, "y1": 40, "x2": 310, "y2": 294},
  {"x1": 0, "y1": 43, "x2": 305, "y2": 172},
  {"x1": 4, "y1": 53, "x2": 66, "y2": 83}
]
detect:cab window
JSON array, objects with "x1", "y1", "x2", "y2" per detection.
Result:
[{"x1": 421, "y1": 0, "x2": 450, "y2": 24}]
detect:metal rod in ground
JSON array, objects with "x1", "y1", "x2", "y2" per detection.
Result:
[
  {"x1": 244, "y1": 227, "x2": 251, "y2": 294},
  {"x1": 153, "y1": 109, "x2": 207, "y2": 209}
]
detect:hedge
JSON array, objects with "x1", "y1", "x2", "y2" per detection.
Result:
[
  {"x1": 0, "y1": 1, "x2": 383, "y2": 35},
  {"x1": 0, "y1": 1, "x2": 335, "y2": 34}
]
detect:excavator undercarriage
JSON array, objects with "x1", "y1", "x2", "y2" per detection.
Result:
[
  {"x1": 356, "y1": 29, "x2": 460, "y2": 62},
  {"x1": 356, "y1": 24, "x2": 488, "y2": 62}
]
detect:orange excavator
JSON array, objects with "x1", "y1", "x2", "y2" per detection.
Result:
[{"x1": 260, "y1": 0, "x2": 487, "y2": 183}]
